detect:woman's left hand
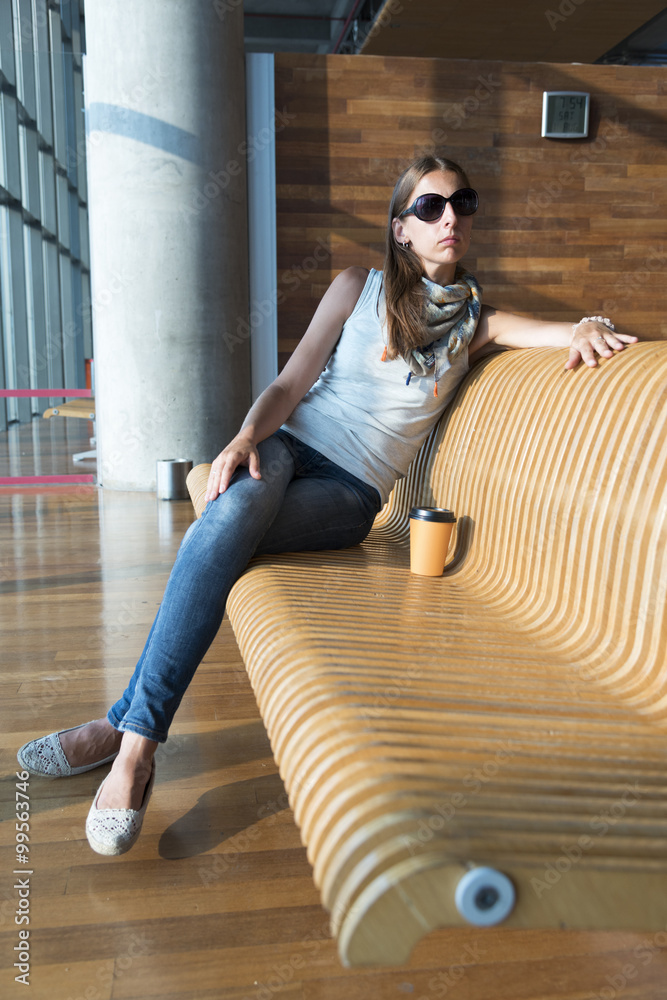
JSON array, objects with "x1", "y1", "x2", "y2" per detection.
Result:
[{"x1": 566, "y1": 321, "x2": 639, "y2": 370}]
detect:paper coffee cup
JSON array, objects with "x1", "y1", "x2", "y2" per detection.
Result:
[{"x1": 409, "y1": 506, "x2": 456, "y2": 576}]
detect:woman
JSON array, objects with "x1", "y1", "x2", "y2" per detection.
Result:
[{"x1": 18, "y1": 153, "x2": 638, "y2": 855}]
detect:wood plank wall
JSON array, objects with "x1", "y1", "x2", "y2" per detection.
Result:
[{"x1": 274, "y1": 53, "x2": 667, "y2": 369}]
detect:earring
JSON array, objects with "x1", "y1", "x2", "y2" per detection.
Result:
[{"x1": 402, "y1": 242, "x2": 410, "y2": 248}]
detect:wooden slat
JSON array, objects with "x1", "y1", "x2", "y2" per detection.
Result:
[{"x1": 225, "y1": 343, "x2": 667, "y2": 966}]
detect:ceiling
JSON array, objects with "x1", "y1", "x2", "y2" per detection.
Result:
[
  {"x1": 244, "y1": 0, "x2": 667, "y2": 64},
  {"x1": 244, "y1": 0, "x2": 368, "y2": 54}
]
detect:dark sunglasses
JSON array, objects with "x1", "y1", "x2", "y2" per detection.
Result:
[{"x1": 399, "y1": 188, "x2": 479, "y2": 221}]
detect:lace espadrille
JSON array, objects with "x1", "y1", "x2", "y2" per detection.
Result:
[
  {"x1": 85, "y1": 760, "x2": 156, "y2": 856},
  {"x1": 17, "y1": 723, "x2": 120, "y2": 777}
]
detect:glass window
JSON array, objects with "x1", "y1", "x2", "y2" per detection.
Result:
[{"x1": 0, "y1": 0, "x2": 88, "y2": 430}]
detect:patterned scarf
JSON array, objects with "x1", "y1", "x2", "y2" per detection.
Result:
[{"x1": 404, "y1": 267, "x2": 482, "y2": 391}]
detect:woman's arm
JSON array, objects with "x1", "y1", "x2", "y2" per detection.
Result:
[
  {"x1": 468, "y1": 304, "x2": 639, "y2": 371},
  {"x1": 205, "y1": 266, "x2": 370, "y2": 501}
]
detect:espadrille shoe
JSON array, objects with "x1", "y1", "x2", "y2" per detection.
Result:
[
  {"x1": 85, "y1": 760, "x2": 156, "y2": 856},
  {"x1": 17, "y1": 723, "x2": 119, "y2": 777}
]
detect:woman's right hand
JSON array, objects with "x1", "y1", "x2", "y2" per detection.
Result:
[
  {"x1": 203, "y1": 267, "x2": 370, "y2": 505},
  {"x1": 204, "y1": 434, "x2": 261, "y2": 502}
]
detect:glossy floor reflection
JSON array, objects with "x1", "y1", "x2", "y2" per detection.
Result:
[{"x1": 0, "y1": 415, "x2": 97, "y2": 480}]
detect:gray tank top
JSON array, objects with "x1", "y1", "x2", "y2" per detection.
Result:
[{"x1": 282, "y1": 268, "x2": 470, "y2": 503}]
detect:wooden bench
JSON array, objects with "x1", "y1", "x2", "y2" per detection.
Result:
[
  {"x1": 43, "y1": 398, "x2": 96, "y2": 462},
  {"x1": 187, "y1": 342, "x2": 667, "y2": 967},
  {"x1": 43, "y1": 398, "x2": 96, "y2": 421}
]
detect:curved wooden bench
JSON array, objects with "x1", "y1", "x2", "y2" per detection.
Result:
[{"x1": 187, "y1": 342, "x2": 667, "y2": 966}]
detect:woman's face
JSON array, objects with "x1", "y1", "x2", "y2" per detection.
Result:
[{"x1": 391, "y1": 169, "x2": 474, "y2": 285}]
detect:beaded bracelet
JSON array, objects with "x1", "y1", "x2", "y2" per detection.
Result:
[{"x1": 571, "y1": 315, "x2": 616, "y2": 336}]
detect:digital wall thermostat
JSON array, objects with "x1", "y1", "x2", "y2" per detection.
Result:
[{"x1": 541, "y1": 91, "x2": 590, "y2": 139}]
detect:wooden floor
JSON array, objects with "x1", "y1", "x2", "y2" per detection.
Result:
[
  {"x1": 2, "y1": 419, "x2": 667, "y2": 1000},
  {"x1": 0, "y1": 412, "x2": 97, "y2": 479}
]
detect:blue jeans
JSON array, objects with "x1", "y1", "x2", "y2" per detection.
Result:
[{"x1": 107, "y1": 431, "x2": 382, "y2": 742}]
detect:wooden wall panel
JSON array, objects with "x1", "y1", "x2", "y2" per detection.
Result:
[{"x1": 274, "y1": 54, "x2": 667, "y2": 369}]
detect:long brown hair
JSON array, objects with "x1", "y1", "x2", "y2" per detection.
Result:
[{"x1": 384, "y1": 153, "x2": 471, "y2": 358}]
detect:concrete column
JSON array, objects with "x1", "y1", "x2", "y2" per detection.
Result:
[{"x1": 84, "y1": 0, "x2": 250, "y2": 490}]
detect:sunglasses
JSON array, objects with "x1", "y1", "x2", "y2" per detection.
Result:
[{"x1": 399, "y1": 188, "x2": 479, "y2": 221}]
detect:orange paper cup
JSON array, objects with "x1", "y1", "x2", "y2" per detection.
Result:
[{"x1": 409, "y1": 506, "x2": 456, "y2": 576}]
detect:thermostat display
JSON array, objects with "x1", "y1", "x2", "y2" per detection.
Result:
[{"x1": 541, "y1": 91, "x2": 590, "y2": 139}]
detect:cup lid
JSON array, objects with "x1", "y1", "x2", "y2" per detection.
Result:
[{"x1": 409, "y1": 506, "x2": 456, "y2": 522}]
